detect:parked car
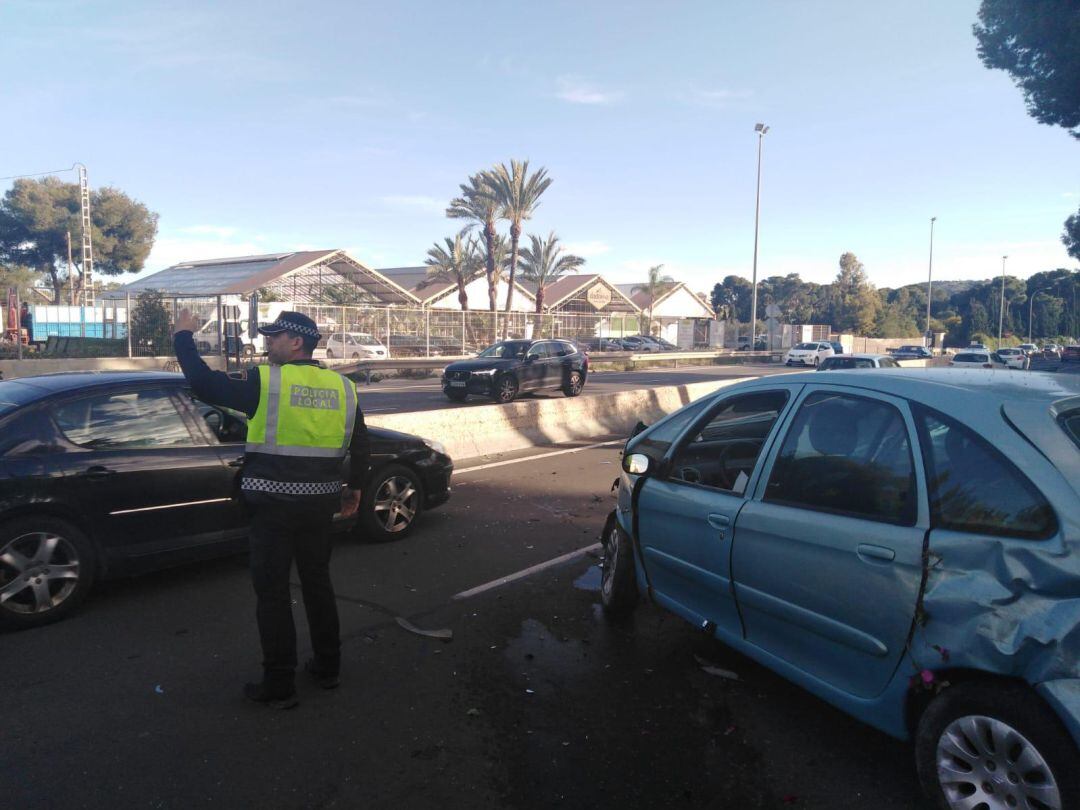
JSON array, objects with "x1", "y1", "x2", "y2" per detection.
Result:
[
  {"x1": 817, "y1": 353, "x2": 900, "y2": 370},
  {"x1": 320, "y1": 332, "x2": 389, "y2": 360},
  {"x1": 889, "y1": 345, "x2": 933, "y2": 359},
  {"x1": 603, "y1": 368, "x2": 1080, "y2": 809},
  {"x1": 618, "y1": 335, "x2": 663, "y2": 353},
  {"x1": 736, "y1": 336, "x2": 767, "y2": 351},
  {"x1": 1042, "y1": 346, "x2": 1062, "y2": 361},
  {"x1": 995, "y1": 347, "x2": 1031, "y2": 370},
  {"x1": 580, "y1": 337, "x2": 625, "y2": 352},
  {"x1": 827, "y1": 341, "x2": 845, "y2": 355},
  {"x1": 784, "y1": 341, "x2": 835, "y2": 367},
  {"x1": 950, "y1": 350, "x2": 999, "y2": 369},
  {"x1": 1018, "y1": 343, "x2": 1039, "y2": 356},
  {"x1": 0, "y1": 371, "x2": 453, "y2": 629},
  {"x1": 441, "y1": 339, "x2": 588, "y2": 404},
  {"x1": 968, "y1": 342, "x2": 989, "y2": 350},
  {"x1": 1064, "y1": 345, "x2": 1080, "y2": 363}
]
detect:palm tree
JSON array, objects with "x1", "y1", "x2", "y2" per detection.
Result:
[
  {"x1": 447, "y1": 173, "x2": 501, "y2": 312},
  {"x1": 519, "y1": 232, "x2": 585, "y2": 329},
  {"x1": 631, "y1": 264, "x2": 674, "y2": 336},
  {"x1": 421, "y1": 229, "x2": 479, "y2": 311},
  {"x1": 486, "y1": 160, "x2": 553, "y2": 334}
]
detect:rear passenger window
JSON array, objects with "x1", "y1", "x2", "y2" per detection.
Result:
[
  {"x1": 913, "y1": 406, "x2": 1056, "y2": 539},
  {"x1": 669, "y1": 391, "x2": 789, "y2": 494},
  {"x1": 765, "y1": 392, "x2": 916, "y2": 525}
]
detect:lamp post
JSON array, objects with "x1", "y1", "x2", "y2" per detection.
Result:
[
  {"x1": 750, "y1": 122, "x2": 769, "y2": 348},
  {"x1": 998, "y1": 255, "x2": 1008, "y2": 343},
  {"x1": 925, "y1": 216, "x2": 936, "y2": 346}
]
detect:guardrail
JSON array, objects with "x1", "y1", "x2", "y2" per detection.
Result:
[{"x1": 334, "y1": 349, "x2": 783, "y2": 383}]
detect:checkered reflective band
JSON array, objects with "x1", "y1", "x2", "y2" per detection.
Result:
[
  {"x1": 266, "y1": 318, "x2": 320, "y2": 338},
  {"x1": 241, "y1": 477, "x2": 341, "y2": 496}
]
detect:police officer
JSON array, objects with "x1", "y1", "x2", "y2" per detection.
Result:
[{"x1": 173, "y1": 308, "x2": 369, "y2": 709}]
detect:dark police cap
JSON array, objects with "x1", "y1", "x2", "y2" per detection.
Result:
[{"x1": 257, "y1": 311, "x2": 321, "y2": 340}]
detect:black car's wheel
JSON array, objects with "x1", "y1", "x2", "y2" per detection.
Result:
[
  {"x1": 600, "y1": 518, "x2": 638, "y2": 619},
  {"x1": 359, "y1": 464, "x2": 424, "y2": 542},
  {"x1": 915, "y1": 682, "x2": 1079, "y2": 810},
  {"x1": 0, "y1": 516, "x2": 96, "y2": 630},
  {"x1": 444, "y1": 389, "x2": 468, "y2": 402},
  {"x1": 241, "y1": 344, "x2": 255, "y2": 359},
  {"x1": 563, "y1": 369, "x2": 584, "y2": 397},
  {"x1": 494, "y1": 374, "x2": 518, "y2": 404},
  {"x1": 785, "y1": 360, "x2": 792, "y2": 366}
]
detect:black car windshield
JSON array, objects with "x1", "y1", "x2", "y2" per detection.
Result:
[
  {"x1": 0, "y1": 380, "x2": 46, "y2": 418},
  {"x1": 477, "y1": 341, "x2": 531, "y2": 359}
]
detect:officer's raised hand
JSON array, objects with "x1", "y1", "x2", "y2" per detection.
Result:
[{"x1": 173, "y1": 308, "x2": 201, "y2": 336}]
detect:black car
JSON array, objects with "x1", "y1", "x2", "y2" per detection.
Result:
[
  {"x1": 0, "y1": 371, "x2": 453, "y2": 629},
  {"x1": 889, "y1": 345, "x2": 932, "y2": 359},
  {"x1": 618, "y1": 336, "x2": 663, "y2": 353},
  {"x1": 580, "y1": 337, "x2": 625, "y2": 352},
  {"x1": 441, "y1": 339, "x2": 588, "y2": 404}
]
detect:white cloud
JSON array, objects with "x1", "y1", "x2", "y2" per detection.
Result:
[
  {"x1": 382, "y1": 195, "x2": 446, "y2": 214},
  {"x1": 555, "y1": 76, "x2": 623, "y2": 105},
  {"x1": 562, "y1": 240, "x2": 611, "y2": 258}
]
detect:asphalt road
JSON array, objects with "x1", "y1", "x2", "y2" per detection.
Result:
[
  {"x1": 1, "y1": 439, "x2": 930, "y2": 810},
  {"x1": 355, "y1": 362, "x2": 790, "y2": 414}
]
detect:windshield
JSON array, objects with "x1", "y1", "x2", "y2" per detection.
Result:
[
  {"x1": 477, "y1": 341, "x2": 530, "y2": 359},
  {"x1": 795, "y1": 343, "x2": 817, "y2": 350},
  {"x1": 0, "y1": 380, "x2": 45, "y2": 418}
]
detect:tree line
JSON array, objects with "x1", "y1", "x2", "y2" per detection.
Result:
[{"x1": 710, "y1": 253, "x2": 1079, "y2": 345}]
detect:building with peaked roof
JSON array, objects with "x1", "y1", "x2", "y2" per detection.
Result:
[
  {"x1": 376, "y1": 266, "x2": 536, "y2": 311},
  {"x1": 107, "y1": 250, "x2": 420, "y2": 306},
  {"x1": 616, "y1": 281, "x2": 718, "y2": 347}
]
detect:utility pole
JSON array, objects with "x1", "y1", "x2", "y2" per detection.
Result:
[
  {"x1": 998, "y1": 255, "x2": 1008, "y2": 343},
  {"x1": 925, "y1": 217, "x2": 936, "y2": 345},
  {"x1": 750, "y1": 123, "x2": 769, "y2": 348},
  {"x1": 66, "y1": 231, "x2": 75, "y2": 305},
  {"x1": 75, "y1": 164, "x2": 94, "y2": 307}
]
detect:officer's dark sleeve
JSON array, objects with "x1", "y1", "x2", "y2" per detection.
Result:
[
  {"x1": 173, "y1": 331, "x2": 260, "y2": 418},
  {"x1": 346, "y1": 407, "x2": 370, "y2": 489}
]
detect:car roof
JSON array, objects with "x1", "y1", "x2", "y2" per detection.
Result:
[{"x1": 0, "y1": 371, "x2": 185, "y2": 409}]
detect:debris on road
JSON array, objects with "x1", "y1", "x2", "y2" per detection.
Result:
[
  {"x1": 694, "y1": 654, "x2": 740, "y2": 681},
  {"x1": 395, "y1": 616, "x2": 453, "y2": 642}
]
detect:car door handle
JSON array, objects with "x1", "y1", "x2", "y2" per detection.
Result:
[
  {"x1": 707, "y1": 514, "x2": 730, "y2": 537},
  {"x1": 856, "y1": 543, "x2": 896, "y2": 563},
  {"x1": 83, "y1": 465, "x2": 117, "y2": 479}
]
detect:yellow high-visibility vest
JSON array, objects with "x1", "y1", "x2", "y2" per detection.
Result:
[{"x1": 247, "y1": 364, "x2": 357, "y2": 457}]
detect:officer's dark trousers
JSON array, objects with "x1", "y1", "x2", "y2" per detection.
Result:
[{"x1": 247, "y1": 500, "x2": 341, "y2": 688}]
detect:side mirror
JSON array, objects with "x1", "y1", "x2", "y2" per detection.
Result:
[
  {"x1": 622, "y1": 453, "x2": 651, "y2": 475},
  {"x1": 525, "y1": 354, "x2": 539, "y2": 363}
]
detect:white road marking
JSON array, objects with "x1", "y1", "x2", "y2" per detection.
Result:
[
  {"x1": 454, "y1": 439, "x2": 623, "y2": 474},
  {"x1": 452, "y1": 543, "x2": 602, "y2": 600}
]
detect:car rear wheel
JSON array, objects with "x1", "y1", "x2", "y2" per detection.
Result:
[
  {"x1": 563, "y1": 370, "x2": 584, "y2": 397},
  {"x1": 326, "y1": 349, "x2": 335, "y2": 359},
  {"x1": 0, "y1": 516, "x2": 96, "y2": 630},
  {"x1": 600, "y1": 517, "x2": 638, "y2": 619},
  {"x1": 359, "y1": 464, "x2": 424, "y2": 542},
  {"x1": 351, "y1": 352, "x2": 360, "y2": 360},
  {"x1": 813, "y1": 356, "x2": 820, "y2": 366},
  {"x1": 494, "y1": 374, "x2": 518, "y2": 404},
  {"x1": 915, "y1": 682, "x2": 1079, "y2": 810},
  {"x1": 241, "y1": 344, "x2": 255, "y2": 359}
]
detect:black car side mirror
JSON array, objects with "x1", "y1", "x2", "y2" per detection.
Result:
[{"x1": 525, "y1": 354, "x2": 538, "y2": 363}]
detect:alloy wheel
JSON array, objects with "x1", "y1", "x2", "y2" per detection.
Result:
[
  {"x1": 568, "y1": 371, "x2": 583, "y2": 394},
  {"x1": 935, "y1": 715, "x2": 1061, "y2": 810},
  {"x1": 372, "y1": 475, "x2": 419, "y2": 533},
  {"x1": 0, "y1": 531, "x2": 82, "y2": 616},
  {"x1": 601, "y1": 524, "x2": 619, "y2": 600}
]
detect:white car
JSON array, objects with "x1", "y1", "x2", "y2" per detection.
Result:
[
  {"x1": 1017, "y1": 343, "x2": 1039, "y2": 356},
  {"x1": 784, "y1": 341, "x2": 835, "y2": 367},
  {"x1": 995, "y1": 347, "x2": 1031, "y2": 369},
  {"x1": 321, "y1": 332, "x2": 389, "y2": 360},
  {"x1": 816, "y1": 353, "x2": 901, "y2": 370},
  {"x1": 949, "y1": 350, "x2": 1009, "y2": 370}
]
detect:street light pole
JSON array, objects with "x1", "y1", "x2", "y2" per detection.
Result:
[
  {"x1": 750, "y1": 123, "x2": 769, "y2": 348},
  {"x1": 998, "y1": 255, "x2": 1008, "y2": 343},
  {"x1": 925, "y1": 216, "x2": 936, "y2": 345}
]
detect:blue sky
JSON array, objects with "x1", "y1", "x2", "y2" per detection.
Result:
[{"x1": 2, "y1": 0, "x2": 1077, "y2": 294}]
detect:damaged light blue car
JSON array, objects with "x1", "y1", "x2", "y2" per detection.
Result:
[{"x1": 602, "y1": 368, "x2": 1080, "y2": 810}]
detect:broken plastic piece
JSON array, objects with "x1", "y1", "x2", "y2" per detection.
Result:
[{"x1": 395, "y1": 616, "x2": 453, "y2": 642}]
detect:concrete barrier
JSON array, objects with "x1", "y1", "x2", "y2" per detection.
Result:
[{"x1": 366, "y1": 377, "x2": 753, "y2": 461}]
